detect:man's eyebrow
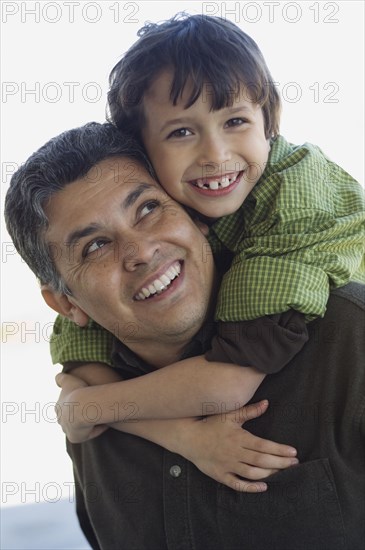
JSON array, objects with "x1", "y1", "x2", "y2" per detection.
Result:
[
  {"x1": 65, "y1": 182, "x2": 155, "y2": 247},
  {"x1": 66, "y1": 223, "x2": 102, "y2": 249},
  {"x1": 122, "y1": 182, "x2": 155, "y2": 209}
]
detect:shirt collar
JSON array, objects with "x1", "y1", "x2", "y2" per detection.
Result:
[{"x1": 111, "y1": 322, "x2": 216, "y2": 379}]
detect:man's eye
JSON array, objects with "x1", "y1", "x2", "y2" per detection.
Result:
[
  {"x1": 167, "y1": 128, "x2": 193, "y2": 139},
  {"x1": 83, "y1": 239, "x2": 109, "y2": 257},
  {"x1": 139, "y1": 200, "x2": 160, "y2": 219}
]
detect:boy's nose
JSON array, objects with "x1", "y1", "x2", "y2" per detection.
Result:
[{"x1": 197, "y1": 134, "x2": 232, "y2": 169}]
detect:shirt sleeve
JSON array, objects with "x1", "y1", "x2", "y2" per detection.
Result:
[
  {"x1": 50, "y1": 315, "x2": 114, "y2": 367},
  {"x1": 214, "y1": 155, "x2": 365, "y2": 322},
  {"x1": 205, "y1": 311, "x2": 308, "y2": 374}
]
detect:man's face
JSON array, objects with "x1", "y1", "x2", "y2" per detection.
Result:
[
  {"x1": 142, "y1": 70, "x2": 271, "y2": 218},
  {"x1": 44, "y1": 157, "x2": 215, "y2": 365}
]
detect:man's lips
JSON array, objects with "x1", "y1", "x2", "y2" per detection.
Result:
[
  {"x1": 188, "y1": 171, "x2": 244, "y2": 192},
  {"x1": 134, "y1": 261, "x2": 182, "y2": 301}
]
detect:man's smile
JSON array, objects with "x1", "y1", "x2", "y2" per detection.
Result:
[{"x1": 134, "y1": 260, "x2": 182, "y2": 301}]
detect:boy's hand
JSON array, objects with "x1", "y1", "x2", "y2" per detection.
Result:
[
  {"x1": 183, "y1": 400, "x2": 299, "y2": 493},
  {"x1": 55, "y1": 372, "x2": 108, "y2": 443}
]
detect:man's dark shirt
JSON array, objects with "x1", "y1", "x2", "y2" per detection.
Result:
[{"x1": 67, "y1": 284, "x2": 365, "y2": 550}]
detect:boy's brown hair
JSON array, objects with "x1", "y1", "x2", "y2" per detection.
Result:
[{"x1": 108, "y1": 13, "x2": 281, "y2": 140}]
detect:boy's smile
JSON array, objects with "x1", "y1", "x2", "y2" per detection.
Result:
[{"x1": 142, "y1": 71, "x2": 271, "y2": 218}]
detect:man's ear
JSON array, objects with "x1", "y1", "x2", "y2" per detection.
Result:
[{"x1": 41, "y1": 284, "x2": 90, "y2": 327}]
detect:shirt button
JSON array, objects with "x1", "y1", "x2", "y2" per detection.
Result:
[{"x1": 169, "y1": 465, "x2": 182, "y2": 478}]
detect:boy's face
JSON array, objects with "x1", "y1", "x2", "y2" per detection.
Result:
[{"x1": 142, "y1": 71, "x2": 271, "y2": 218}]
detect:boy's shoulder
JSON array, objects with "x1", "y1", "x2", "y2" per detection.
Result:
[
  {"x1": 268, "y1": 135, "x2": 329, "y2": 173},
  {"x1": 257, "y1": 134, "x2": 362, "y2": 212}
]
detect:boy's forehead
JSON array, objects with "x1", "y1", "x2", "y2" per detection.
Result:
[
  {"x1": 144, "y1": 70, "x2": 178, "y2": 104},
  {"x1": 144, "y1": 69, "x2": 257, "y2": 110}
]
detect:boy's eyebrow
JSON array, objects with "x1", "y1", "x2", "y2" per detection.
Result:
[
  {"x1": 160, "y1": 117, "x2": 194, "y2": 133},
  {"x1": 160, "y1": 106, "x2": 254, "y2": 132},
  {"x1": 226, "y1": 106, "x2": 253, "y2": 114},
  {"x1": 65, "y1": 182, "x2": 155, "y2": 247}
]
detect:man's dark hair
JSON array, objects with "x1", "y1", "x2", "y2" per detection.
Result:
[
  {"x1": 5, "y1": 122, "x2": 154, "y2": 294},
  {"x1": 108, "y1": 13, "x2": 281, "y2": 140}
]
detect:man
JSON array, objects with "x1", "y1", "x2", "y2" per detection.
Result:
[{"x1": 5, "y1": 122, "x2": 365, "y2": 550}]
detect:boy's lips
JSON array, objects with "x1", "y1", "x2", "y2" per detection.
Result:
[
  {"x1": 134, "y1": 260, "x2": 182, "y2": 301},
  {"x1": 188, "y1": 171, "x2": 244, "y2": 195}
]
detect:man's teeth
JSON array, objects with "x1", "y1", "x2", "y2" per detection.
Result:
[
  {"x1": 135, "y1": 262, "x2": 181, "y2": 301},
  {"x1": 195, "y1": 173, "x2": 238, "y2": 190}
]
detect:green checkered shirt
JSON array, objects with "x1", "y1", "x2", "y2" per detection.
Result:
[
  {"x1": 50, "y1": 135, "x2": 364, "y2": 366},
  {"x1": 51, "y1": 316, "x2": 115, "y2": 366},
  {"x1": 209, "y1": 135, "x2": 365, "y2": 321}
]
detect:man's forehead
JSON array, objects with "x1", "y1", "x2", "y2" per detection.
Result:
[
  {"x1": 44, "y1": 156, "x2": 163, "y2": 242},
  {"x1": 80, "y1": 156, "x2": 154, "y2": 188}
]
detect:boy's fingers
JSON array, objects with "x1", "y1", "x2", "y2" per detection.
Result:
[
  {"x1": 237, "y1": 463, "x2": 277, "y2": 480},
  {"x1": 55, "y1": 372, "x2": 87, "y2": 391},
  {"x1": 241, "y1": 432, "x2": 297, "y2": 458},
  {"x1": 237, "y1": 450, "x2": 299, "y2": 472},
  {"x1": 232, "y1": 400, "x2": 269, "y2": 424},
  {"x1": 226, "y1": 476, "x2": 268, "y2": 493},
  {"x1": 55, "y1": 373, "x2": 64, "y2": 387}
]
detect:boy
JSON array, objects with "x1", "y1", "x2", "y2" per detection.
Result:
[{"x1": 53, "y1": 15, "x2": 364, "y2": 463}]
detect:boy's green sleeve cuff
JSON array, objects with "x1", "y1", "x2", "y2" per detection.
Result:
[{"x1": 50, "y1": 315, "x2": 115, "y2": 367}]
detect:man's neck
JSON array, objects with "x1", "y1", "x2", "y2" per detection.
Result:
[{"x1": 129, "y1": 334, "x2": 198, "y2": 369}]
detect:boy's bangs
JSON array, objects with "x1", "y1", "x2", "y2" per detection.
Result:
[{"x1": 168, "y1": 64, "x2": 269, "y2": 111}]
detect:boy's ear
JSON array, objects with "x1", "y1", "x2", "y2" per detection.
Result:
[{"x1": 41, "y1": 284, "x2": 89, "y2": 327}]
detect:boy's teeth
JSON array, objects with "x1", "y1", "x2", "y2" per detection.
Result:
[
  {"x1": 135, "y1": 262, "x2": 181, "y2": 301},
  {"x1": 194, "y1": 173, "x2": 238, "y2": 190},
  {"x1": 220, "y1": 176, "x2": 230, "y2": 188}
]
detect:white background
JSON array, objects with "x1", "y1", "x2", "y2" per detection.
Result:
[{"x1": 1, "y1": 0, "x2": 364, "y2": 508}]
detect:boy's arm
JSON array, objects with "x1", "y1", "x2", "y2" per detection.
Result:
[
  {"x1": 51, "y1": 315, "x2": 114, "y2": 367},
  {"x1": 56, "y1": 356, "x2": 265, "y2": 427},
  {"x1": 206, "y1": 310, "x2": 309, "y2": 374},
  {"x1": 57, "y1": 364, "x2": 298, "y2": 493}
]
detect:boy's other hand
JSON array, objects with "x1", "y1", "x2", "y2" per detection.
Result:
[{"x1": 55, "y1": 372, "x2": 108, "y2": 443}]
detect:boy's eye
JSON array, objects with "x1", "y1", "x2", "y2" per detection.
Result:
[
  {"x1": 138, "y1": 199, "x2": 161, "y2": 220},
  {"x1": 167, "y1": 128, "x2": 193, "y2": 139},
  {"x1": 225, "y1": 118, "x2": 247, "y2": 128},
  {"x1": 83, "y1": 239, "x2": 110, "y2": 257}
]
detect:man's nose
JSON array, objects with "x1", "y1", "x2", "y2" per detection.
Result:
[{"x1": 121, "y1": 237, "x2": 160, "y2": 272}]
